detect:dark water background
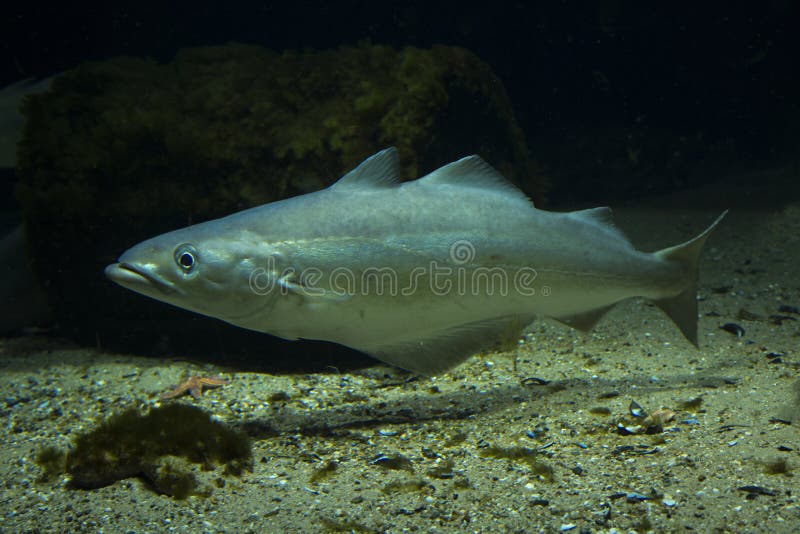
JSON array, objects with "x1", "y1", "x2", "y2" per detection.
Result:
[{"x1": 2, "y1": 1, "x2": 797, "y2": 204}]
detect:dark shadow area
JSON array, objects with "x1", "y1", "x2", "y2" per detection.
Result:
[
  {"x1": 235, "y1": 369, "x2": 743, "y2": 440},
  {"x1": 87, "y1": 315, "x2": 378, "y2": 375},
  {"x1": 0, "y1": 338, "x2": 745, "y2": 440}
]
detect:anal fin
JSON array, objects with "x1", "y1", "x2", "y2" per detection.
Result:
[{"x1": 552, "y1": 305, "x2": 614, "y2": 332}]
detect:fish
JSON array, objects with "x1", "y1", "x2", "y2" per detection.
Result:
[{"x1": 105, "y1": 148, "x2": 726, "y2": 375}]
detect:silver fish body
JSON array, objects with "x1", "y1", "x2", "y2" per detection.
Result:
[{"x1": 105, "y1": 148, "x2": 725, "y2": 374}]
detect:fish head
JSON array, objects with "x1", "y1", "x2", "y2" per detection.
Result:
[{"x1": 105, "y1": 223, "x2": 279, "y2": 323}]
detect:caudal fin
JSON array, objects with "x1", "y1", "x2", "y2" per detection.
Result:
[{"x1": 653, "y1": 211, "x2": 728, "y2": 346}]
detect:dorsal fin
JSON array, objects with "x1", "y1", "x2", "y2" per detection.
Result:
[
  {"x1": 417, "y1": 155, "x2": 533, "y2": 205},
  {"x1": 570, "y1": 206, "x2": 614, "y2": 226},
  {"x1": 567, "y1": 207, "x2": 633, "y2": 248},
  {"x1": 329, "y1": 147, "x2": 401, "y2": 191}
]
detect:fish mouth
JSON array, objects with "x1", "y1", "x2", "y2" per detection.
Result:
[{"x1": 104, "y1": 262, "x2": 176, "y2": 295}]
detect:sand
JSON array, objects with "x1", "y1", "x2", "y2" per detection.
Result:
[{"x1": 1, "y1": 175, "x2": 799, "y2": 533}]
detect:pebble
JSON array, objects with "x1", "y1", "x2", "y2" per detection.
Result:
[{"x1": 626, "y1": 492, "x2": 649, "y2": 502}]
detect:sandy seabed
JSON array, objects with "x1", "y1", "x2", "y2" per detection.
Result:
[{"x1": 1, "y1": 175, "x2": 799, "y2": 533}]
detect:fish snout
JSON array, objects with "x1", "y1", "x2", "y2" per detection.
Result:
[{"x1": 105, "y1": 262, "x2": 177, "y2": 295}]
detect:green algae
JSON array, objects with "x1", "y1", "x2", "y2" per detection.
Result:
[
  {"x1": 426, "y1": 458, "x2": 456, "y2": 479},
  {"x1": 479, "y1": 445, "x2": 555, "y2": 481},
  {"x1": 34, "y1": 446, "x2": 67, "y2": 483},
  {"x1": 61, "y1": 403, "x2": 251, "y2": 498},
  {"x1": 381, "y1": 478, "x2": 433, "y2": 495},
  {"x1": 310, "y1": 460, "x2": 339, "y2": 483},
  {"x1": 370, "y1": 453, "x2": 414, "y2": 472}
]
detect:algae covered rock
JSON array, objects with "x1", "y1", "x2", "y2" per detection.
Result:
[{"x1": 16, "y1": 43, "x2": 541, "y2": 361}]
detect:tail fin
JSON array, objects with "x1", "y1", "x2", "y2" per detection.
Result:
[{"x1": 653, "y1": 211, "x2": 728, "y2": 346}]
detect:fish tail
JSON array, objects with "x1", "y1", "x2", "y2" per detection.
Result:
[{"x1": 652, "y1": 211, "x2": 728, "y2": 346}]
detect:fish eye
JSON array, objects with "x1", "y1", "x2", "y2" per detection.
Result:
[{"x1": 174, "y1": 244, "x2": 198, "y2": 273}]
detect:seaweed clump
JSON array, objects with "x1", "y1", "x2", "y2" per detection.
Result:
[
  {"x1": 309, "y1": 460, "x2": 339, "y2": 484},
  {"x1": 64, "y1": 403, "x2": 251, "y2": 498},
  {"x1": 479, "y1": 445, "x2": 555, "y2": 482},
  {"x1": 35, "y1": 446, "x2": 67, "y2": 482}
]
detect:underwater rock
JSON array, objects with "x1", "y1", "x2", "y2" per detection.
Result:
[{"x1": 15, "y1": 43, "x2": 540, "y2": 364}]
